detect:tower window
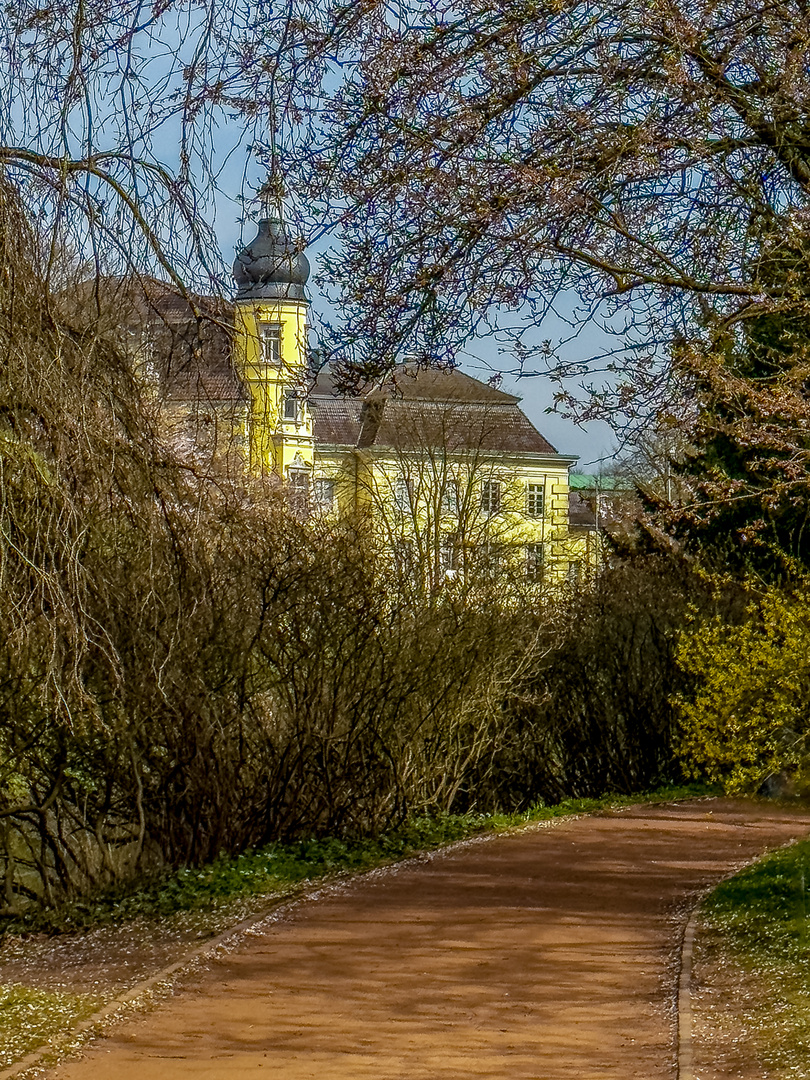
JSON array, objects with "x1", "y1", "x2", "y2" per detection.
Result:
[
  {"x1": 283, "y1": 388, "x2": 299, "y2": 421},
  {"x1": 481, "y1": 480, "x2": 501, "y2": 515},
  {"x1": 526, "y1": 483, "x2": 545, "y2": 517},
  {"x1": 260, "y1": 323, "x2": 282, "y2": 365}
]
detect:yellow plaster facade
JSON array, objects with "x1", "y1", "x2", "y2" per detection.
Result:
[
  {"x1": 311, "y1": 443, "x2": 586, "y2": 587},
  {"x1": 232, "y1": 299, "x2": 314, "y2": 478}
]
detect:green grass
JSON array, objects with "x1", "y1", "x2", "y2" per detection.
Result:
[
  {"x1": 704, "y1": 838, "x2": 810, "y2": 961},
  {"x1": 1, "y1": 783, "x2": 710, "y2": 936},
  {"x1": 0, "y1": 985, "x2": 101, "y2": 1068},
  {"x1": 701, "y1": 836, "x2": 810, "y2": 1074}
]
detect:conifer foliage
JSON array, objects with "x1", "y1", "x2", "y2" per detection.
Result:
[{"x1": 650, "y1": 236, "x2": 810, "y2": 580}]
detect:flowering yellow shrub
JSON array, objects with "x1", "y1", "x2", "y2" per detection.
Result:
[{"x1": 675, "y1": 590, "x2": 810, "y2": 793}]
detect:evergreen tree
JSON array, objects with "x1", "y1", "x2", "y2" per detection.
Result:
[{"x1": 651, "y1": 269, "x2": 810, "y2": 581}]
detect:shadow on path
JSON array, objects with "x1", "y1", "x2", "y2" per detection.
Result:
[{"x1": 49, "y1": 799, "x2": 810, "y2": 1080}]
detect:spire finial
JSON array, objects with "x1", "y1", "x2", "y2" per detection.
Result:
[
  {"x1": 258, "y1": 174, "x2": 284, "y2": 222},
  {"x1": 233, "y1": 174, "x2": 310, "y2": 302}
]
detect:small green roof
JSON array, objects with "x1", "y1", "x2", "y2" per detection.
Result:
[{"x1": 569, "y1": 473, "x2": 633, "y2": 491}]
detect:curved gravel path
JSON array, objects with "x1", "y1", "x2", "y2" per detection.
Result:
[{"x1": 48, "y1": 799, "x2": 810, "y2": 1080}]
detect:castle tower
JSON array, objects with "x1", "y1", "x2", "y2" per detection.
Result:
[{"x1": 232, "y1": 193, "x2": 313, "y2": 485}]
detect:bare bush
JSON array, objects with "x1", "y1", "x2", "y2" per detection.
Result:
[{"x1": 467, "y1": 558, "x2": 712, "y2": 811}]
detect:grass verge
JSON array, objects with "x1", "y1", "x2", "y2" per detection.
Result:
[{"x1": 699, "y1": 836, "x2": 810, "y2": 1076}]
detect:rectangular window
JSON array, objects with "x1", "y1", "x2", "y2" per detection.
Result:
[
  {"x1": 442, "y1": 478, "x2": 459, "y2": 515},
  {"x1": 440, "y1": 535, "x2": 458, "y2": 573},
  {"x1": 283, "y1": 388, "x2": 299, "y2": 421},
  {"x1": 481, "y1": 480, "x2": 501, "y2": 515},
  {"x1": 288, "y1": 469, "x2": 310, "y2": 517},
  {"x1": 314, "y1": 478, "x2": 335, "y2": 511},
  {"x1": 526, "y1": 543, "x2": 545, "y2": 580},
  {"x1": 260, "y1": 323, "x2": 282, "y2": 365},
  {"x1": 526, "y1": 483, "x2": 545, "y2": 518},
  {"x1": 481, "y1": 542, "x2": 503, "y2": 577},
  {"x1": 394, "y1": 539, "x2": 414, "y2": 573},
  {"x1": 395, "y1": 476, "x2": 414, "y2": 511}
]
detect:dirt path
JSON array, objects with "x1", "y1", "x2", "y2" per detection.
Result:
[{"x1": 47, "y1": 799, "x2": 810, "y2": 1080}]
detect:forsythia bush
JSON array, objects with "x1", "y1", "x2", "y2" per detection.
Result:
[{"x1": 675, "y1": 589, "x2": 810, "y2": 792}]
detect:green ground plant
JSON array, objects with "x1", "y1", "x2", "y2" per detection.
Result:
[{"x1": 1, "y1": 786, "x2": 708, "y2": 936}]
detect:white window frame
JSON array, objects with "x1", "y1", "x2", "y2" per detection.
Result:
[
  {"x1": 526, "y1": 482, "x2": 545, "y2": 518},
  {"x1": 314, "y1": 477, "x2": 336, "y2": 511},
  {"x1": 260, "y1": 322, "x2": 283, "y2": 365},
  {"x1": 282, "y1": 388, "x2": 299, "y2": 422},
  {"x1": 481, "y1": 480, "x2": 501, "y2": 515},
  {"x1": 441, "y1": 478, "x2": 460, "y2": 515},
  {"x1": 288, "y1": 469, "x2": 311, "y2": 517}
]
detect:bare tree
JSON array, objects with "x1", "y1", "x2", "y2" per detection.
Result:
[
  {"x1": 0, "y1": 0, "x2": 327, "y2": 294},
  {"x1": 284, "y1": 0, "x2": 810, "y2": 425},
  {"x1": 358, "y1": 399, "x2": 552, "y2": 601}
]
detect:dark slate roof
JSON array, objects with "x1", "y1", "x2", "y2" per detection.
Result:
[
  {"x1": 309, "y1": 396, "x2": 364, "y2": 446},
  {"x1": 569, "y1": 491, "x2": 597, "y2": 529},
  {"x1": 387, "y1": 366, "x2": 520, "y2": 404},
  {"x1": 310, "y1": 365, "x2": 559, "y2": 455}
]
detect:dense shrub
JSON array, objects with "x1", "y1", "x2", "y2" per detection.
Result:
[
  {"x1": 466, "y1": 559, "x2": 712, "y2": 810},
  {"x1": 675, "y1": 585, "x2": 810, "y2": 793}
]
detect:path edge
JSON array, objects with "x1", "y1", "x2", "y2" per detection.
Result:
[{"x1": 677, "y1": 901, "x2": 700, "y2": 1080}]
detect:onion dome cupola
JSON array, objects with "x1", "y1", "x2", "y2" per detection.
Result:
[{"x1": 233, "y1": 202, "x2": 310, "y2": 303}]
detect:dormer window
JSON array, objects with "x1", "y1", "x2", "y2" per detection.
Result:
[{"x1": 260, "y1": 323, "x2": 282, "y2": 365}]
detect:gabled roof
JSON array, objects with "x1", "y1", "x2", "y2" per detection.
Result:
[
  {"x1": 115, "y1": 278, "x2": 246, "y2": 404},
  {"x1": 310, "y1": 365, "x2": 560, "y2": 456}
]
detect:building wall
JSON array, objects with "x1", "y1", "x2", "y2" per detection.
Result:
[
  {"x1": 232, "y1": 300, "x2": 314, "y2": 476},
  {"x1": 311, "y1": 447, "x2": 590, "y2": 587}
]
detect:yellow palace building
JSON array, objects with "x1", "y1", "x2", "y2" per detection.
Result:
[{"x1": 135, "y1": 205, "x2": 599, "y2": 586}]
